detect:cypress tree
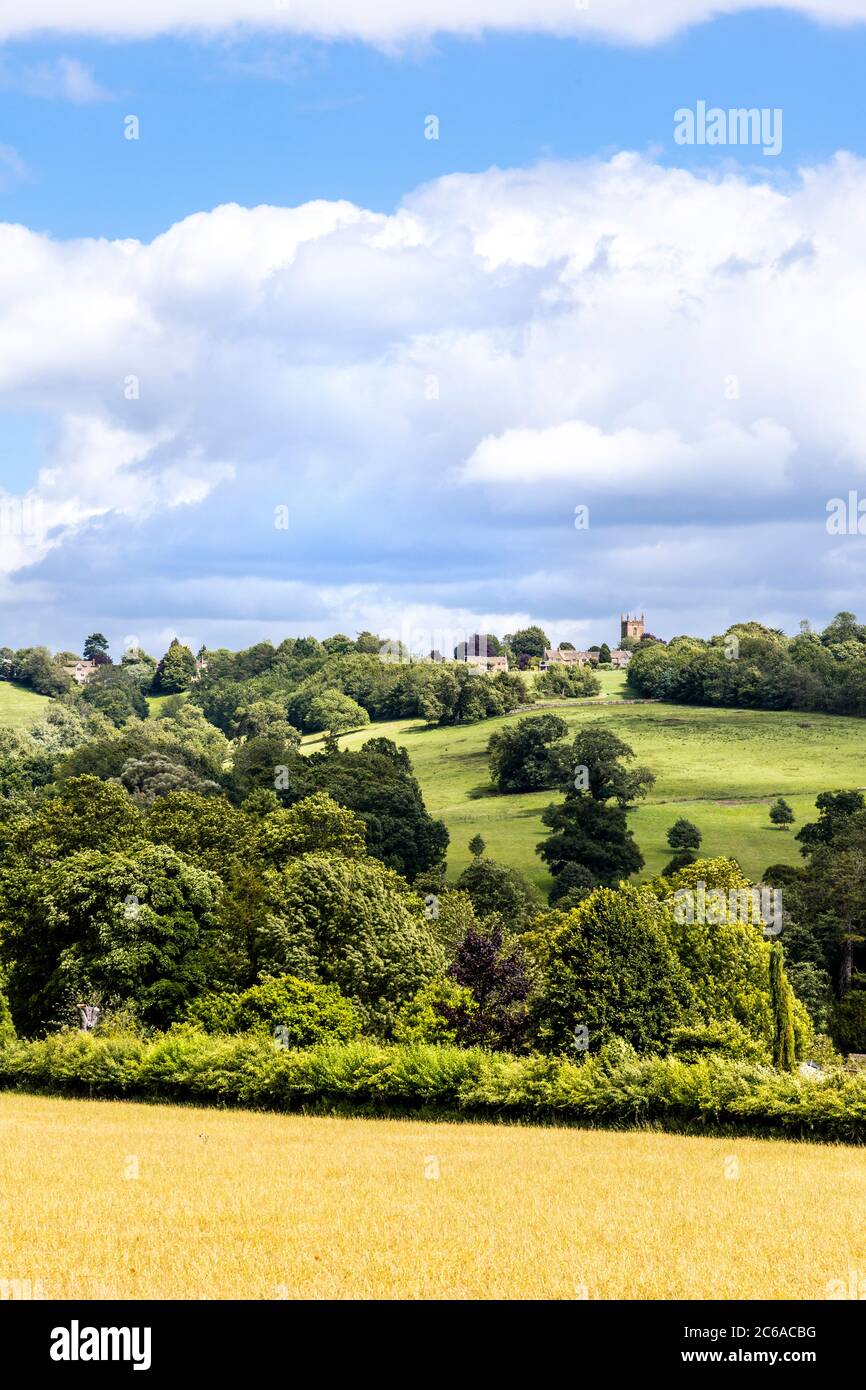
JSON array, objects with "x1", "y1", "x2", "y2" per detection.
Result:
[{"x1": 770, "y1": 942, "x2": 796, "y2": 1071}]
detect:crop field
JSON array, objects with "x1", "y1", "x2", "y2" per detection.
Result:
[
  {"x1": 0, "y1": 682, "x2": 49, "y2": 730},
  {"x1": 322, "y1": 701, "x2": 866, "y2": 889},
  {"x1": 0, "y1": 1091, "x2": 863, "y2": 1301}
]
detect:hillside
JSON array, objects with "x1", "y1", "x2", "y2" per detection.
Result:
[
  {"x1": 310, "y1": 701, "x2": 866, "y2": 889},
  {"x1": 0, "y1": 681, "x2": 50, "y2": 731}
]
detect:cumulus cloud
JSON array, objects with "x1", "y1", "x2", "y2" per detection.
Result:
[
  {"x1": 0, "y1": 0, "x2": 861, "y2": 46},
  {"x1": 2, "y1": 151, "x2": 866, "y2": 645}
]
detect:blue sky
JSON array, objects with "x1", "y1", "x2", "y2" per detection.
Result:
[
  {"x1": 1, "y1": 2, "x2": 866, "y2": 657},
  {"x1": 3, "y1": 14, "x2": 866, "y2": 241}
]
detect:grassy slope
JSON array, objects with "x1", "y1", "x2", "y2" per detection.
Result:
[
  {"x1": 2, "y1": 1090, "x2": 864, "y2": 1299},
  {"x1": 312, "y1": 701, "x2": 866, "y2": 890},
  {"x1": 0, "y1": 681, "x2": 49, "y2": 730}
]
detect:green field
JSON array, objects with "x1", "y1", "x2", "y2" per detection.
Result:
[
  {"x1": 146, "y1": 692, "x2": 189, "y2": 717},
  {"x1": 0, "y1": 681, "x2": 49, "y2": 730},
  {"x1": 319, "y1": 701, "x2": 866, "y2": 891}
]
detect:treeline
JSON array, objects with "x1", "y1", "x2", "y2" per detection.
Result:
[{"x1": 627, "y1": 613, "x2": 866, "y2": 716}]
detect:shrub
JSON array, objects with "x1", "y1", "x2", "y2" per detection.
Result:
[
  {"x1": 668, "y1": 1020, "x2": 769, "y2": 1064},
  {"x1": 187, "y1": 975, "x2": 362, "y2": 1047},
  {"x1": 5, "y1": 1033, "x2": 866, "y2": 1142},
  {"x1": 393, "y1": 979, "x2": 477, "y2": 1045}
]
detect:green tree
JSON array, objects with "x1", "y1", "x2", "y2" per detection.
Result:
[
  {"x1": 598, "y1": 643, "x2": 612, "y2": 665},
  {"x1": 527, "y1": 885, "x2": 693, "y2": 1054},
  {"x1": 307, "y1": 691, "x2": 370, "y2": 736},
  {"x1": 155, "y1": 639, "x2": 197, "y2": 694},
  {"x1": 455, "y1": 856, "x2": 540, "y2": 931},
  {"x1": 667, "y1": 818, "x2": 702, "y2": 851},
  {"x1": 468, "y1": 834, "x2": 486, "y2": 859},
  {"x1": 114, "y1": 754, "x2": 221, "y2": 807},
  {"x1": 487, "y1": 714, "x2": 569, "y2": 793},
  {"x1": 506, "y1": 626, "x2": 550, "y2": 661},
  {"x1": 770, "y1": 943, "x2": 797, "y2": 1071},
  {"x1": 769, "y1": 797, "x2": 795, "y2": 830},
  {"x1": 258, "y1": 852, "x2": 444, "y2": 1032},
  {"x1": 255, "y1": 792, "x2": 367, "y2": 864},
  {"x1": 535, "y1": 663, "x2": 601, "y2": 698},
  {"x1": 83, "y1": 633, "x2": 110, "y2": 663},
  {"x1": 538, "y1": 796, "x2": 644, "y2": 887},
  {"x1": 0, "y1": 844, "x2": 220, "y2": 1032},
  {"x1": 567, "y1": 727, "x2": 655, "y2": 804}
]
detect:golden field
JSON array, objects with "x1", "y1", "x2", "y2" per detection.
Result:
[{"x1": 1, "y1": 1091, "x2": 864, "y2": 1301}]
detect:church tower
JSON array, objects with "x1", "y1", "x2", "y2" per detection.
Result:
[{"x1": 621, "y1": 613, "x2": 645, "y2": 641}]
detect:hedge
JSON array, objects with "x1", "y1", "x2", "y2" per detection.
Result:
[{"x1": 2, "y1": 1031, "x2": 866, "y2": 1142}]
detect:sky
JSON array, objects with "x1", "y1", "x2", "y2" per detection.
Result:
[{"x1": 1, "y1": 0, "x2": 866, "y2": 658}]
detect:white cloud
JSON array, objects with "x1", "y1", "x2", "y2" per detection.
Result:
[
  {"x1": 0, "y1": 144, "x2": 29, "y2": 188},
  {"x1": 0, "y1": 56, "x2": 112, "y2": 103},
  {"x1": 0, "y1": 0, "x2": 861, "y2": 46},
  {"x1": 2, "y1": 150, "x2": 866, "y2": 640},
  {"x1": 462, "y1": 419, "x2": 796, "y2": 494}
]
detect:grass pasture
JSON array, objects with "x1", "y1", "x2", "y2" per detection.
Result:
[
  {"x1": 0, "y1": 681, "x2": 49, "y2": 730},
  {"x1": 1, "y1": 1091, "x2": 863, "y2": 1300},
  {"x1": 322, "y1": 701, "x2": 866, "y2": 889}
]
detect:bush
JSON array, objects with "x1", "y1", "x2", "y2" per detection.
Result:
[
  {"x1": 668, "y1": 1021, "x2": 769, "y2": 1064},
  {"x1": 187, "y1": 975, "x2": 362, "y2": 1047},
  {"x1": 4, "y1": 1032, "x2": 866, "y2": 1142},
  {"x1": 393, "y1": 979, "x2": 477, "y2": 1045}
]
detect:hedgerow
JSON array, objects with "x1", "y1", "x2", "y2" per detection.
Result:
[{"x1": 2, "y1": 1032, "x2": 866, "y2": 1142}]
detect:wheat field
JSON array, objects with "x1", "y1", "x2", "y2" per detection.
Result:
[{"x1": 1, "y1": 1092, "x2": 865, "y2": 1300}]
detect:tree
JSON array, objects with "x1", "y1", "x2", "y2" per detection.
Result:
[
  {"x1": 276, "y1": 745, "x2": 449, "y2": 881},
  {"x1": 255, "y1": 792, "x2": 367, "y2": 863},
  {"x1": 535, "y1": 664, "x2": 601, "y2": 698},
  {"x1": 0, "y1": 844, "x2": 220, "y2": 1033},
  {"x1": 121, "y1": 646, "x2": 158, "y2": 690},
  {"x1": 598, "y1": 643, "x2": 612, "y2": 665},
  {"x1": 787, "y1": 816, "x2": 866, "y2": 997},
  {"x1": 769, "y1": 797, "x2": 795, "y2": 830},
  {"x1": 307, "y1": 691, "x2": 370, "y2": 737},
  {"x1": 83, "y1": 633, "x2": 111, "y2": 664},
  {"x1": 258, "y1": 852, "x2": 444, "y2": 1032},
  {"x1": 527, "y1": 886, "x2": 693, "y2": 1054},
  {"x1": 567, "y1": 727, "x2": 655, "y2": 805},
  {"x1": 486, "y1": 714, "x2": 569, "y2": 793},
  {"x1": 82, "y1": 665, "x2": 149, "y2": 724},
  {"x1": 455, "y1": 856, "x2": 540, "y2": 931},
  {"x1": 547, "y1": 862, "x2": 595, "y2": 907},
  {"x1": 14, "y1": 647, "x2": 71, "y2": 697},
  {"x1": 449, "y1": 922, "x2": 533, "y2": 1050},
  {"x1": 3, "y1": 775, "x2": 145, "y2": 864},
  {"x1": 796, "y1": 790, "x2": 864, "y2": 850},
  {"x1": 538, "y1": 796, "x2": 644, "y2": 886},
  {"x1": 229, "y1": 733, "x2": 303, "y2": 802},
  {"x1": 468, "y1": 834, "x2": 486, "y2": 859},
  {"x1": 506, "y1": 626, "x2": 550, "y2": 662},
  {"x1": 770, "y1": 943, "x2": 797, "y2": 1071},
  {"x1": 155, "y1": 639, "x2": 197, "y2": 694},
  {"x1": 667, "y1": 818, "x2": 702, "y2": 852},
  {"x1": 114, "y1": 754, "x2": 221, "y2": 808}
]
